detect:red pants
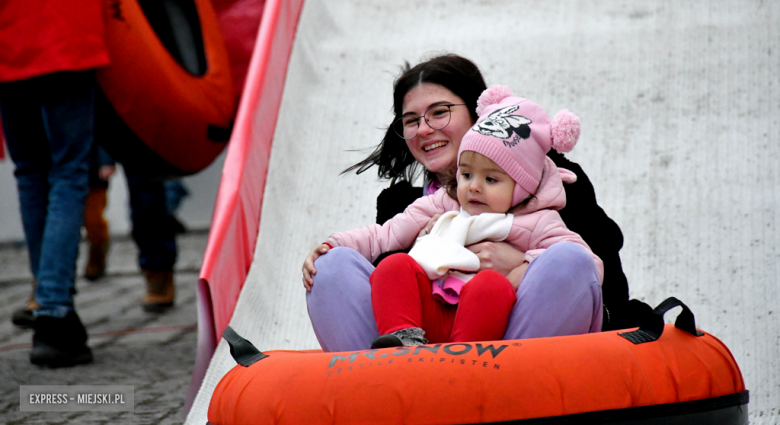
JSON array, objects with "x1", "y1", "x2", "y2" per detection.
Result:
[{"x1": 370, "y1": 253, "x2": 517, "y2": 343}]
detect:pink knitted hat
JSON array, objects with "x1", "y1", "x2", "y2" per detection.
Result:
[{"x1": 458, "y1": 85, "x2": 581, "y2": 206}]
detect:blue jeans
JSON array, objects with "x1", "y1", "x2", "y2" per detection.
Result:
[
  {"x1": 306, "y1": 242, "x2": 603, "y2": 352},
  {"x1": 163, "y1": 179, "x2": 189, "y2": 215},
  {"x1": 125, "y1": 171, "x2": 177, "y2": 271},
  {"x1": 0, "y1": 72, "x2": 95, "y2": 318}
]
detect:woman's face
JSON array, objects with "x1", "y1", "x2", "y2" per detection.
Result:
[{"x1": 401, "y1": 83, "x2": 474, "y2": 181}]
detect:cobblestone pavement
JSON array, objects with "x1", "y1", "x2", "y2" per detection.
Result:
[{"x1": 0, "y1": 230, "x2": 207, "y2": 424}]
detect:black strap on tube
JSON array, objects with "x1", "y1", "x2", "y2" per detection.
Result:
[
  {"x1": 222, "y1": 326, "x2": 269, "y2": 367},
  {"x1": 619, "y1": 297, "x2": 704, "y2": 344}
]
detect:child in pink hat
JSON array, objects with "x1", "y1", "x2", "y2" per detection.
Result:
[{"x1": 303, "y1": 85, "x2": 603, "y2": 348}]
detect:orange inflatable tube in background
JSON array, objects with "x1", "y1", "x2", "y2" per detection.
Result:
[{"x1": 97, "y1": 0, "x2": 236, "y2": 175}]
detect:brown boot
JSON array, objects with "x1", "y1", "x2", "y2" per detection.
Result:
[
  {"x1": 84, "y1": 242, "x2": 109, "y2": 281},
  {"x1": 142, "y1": 269, "x2": 175, "y2": 312},
  {"x1": 84, "y1": 187, "x2": 110, "y2": 281},
  {"x1": 12, "y1": 280, "x2": 40, "y2": 328}
]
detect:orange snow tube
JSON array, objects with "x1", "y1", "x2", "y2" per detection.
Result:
[
  {"x1": 208, "y1": 298, "x2": 748, "y2": 424},
  {"x1": 96, "y1": 0, "x2": 235, "y2": 177}
]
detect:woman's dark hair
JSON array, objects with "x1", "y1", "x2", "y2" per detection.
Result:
[{"x1": 342, "y1": 54, "x2": 487, "y2": 184}]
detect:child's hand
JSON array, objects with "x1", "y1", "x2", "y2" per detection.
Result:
[
  {"x1": 417, "y1": 214, "x2": 442, "y2": 238},
  {"x1": 302, "y1": 243, "x2": 331, "y2": 292}
]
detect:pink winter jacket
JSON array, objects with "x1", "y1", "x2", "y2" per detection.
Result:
[{"x1": 327, "y1": 158, "x2": 604, "y2": 282}]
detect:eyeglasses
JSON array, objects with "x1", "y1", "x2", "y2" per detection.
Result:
[{"x1": 392, "y1": 104, "x2": 466, "y2": 140}]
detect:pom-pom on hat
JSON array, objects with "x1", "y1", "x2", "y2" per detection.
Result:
[{"x1": 459, "y1": 85, "x2": 581, "y2": 206}]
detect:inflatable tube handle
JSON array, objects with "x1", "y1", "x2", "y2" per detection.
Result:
[
  {"x1": 619, "y1": 297, "x2": 704, "y2": 344},
  {"x1": 222, "y1": 326, "x2": 268, "y2": 367},
  {"x1": 207, "y1": 123, "x2": 233, "y2": 142}
]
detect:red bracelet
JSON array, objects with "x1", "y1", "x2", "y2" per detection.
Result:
[{"x1": 322, "y1": 242, "x2": 333, "y2": 249}]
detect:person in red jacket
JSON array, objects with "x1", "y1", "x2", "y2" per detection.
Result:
[{"x1": 0, "y1": 0, "x2": 109, "y2": 367}]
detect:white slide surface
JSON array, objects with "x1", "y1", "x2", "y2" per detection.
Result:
[{"x1": 187, "y1": 1, "x2": 780, "y2": 423}]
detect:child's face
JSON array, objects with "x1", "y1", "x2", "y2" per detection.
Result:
[{"x1": 457, "y1": 152, "x2": 515, "y2": 215}]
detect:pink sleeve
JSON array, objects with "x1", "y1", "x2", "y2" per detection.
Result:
[
  {"x1": 522, "y1": 211, "x2": 605, "y2": 283},
  {"x1": 326, "y1": 189, "x2": 456, "y2": 263}
]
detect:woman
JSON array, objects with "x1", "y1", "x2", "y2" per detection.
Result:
[{"x1": 304, "y1": 54, "x2": 649, "y2": 352}]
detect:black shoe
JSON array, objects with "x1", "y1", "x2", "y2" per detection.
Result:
[
  {"x1": 11, "y1": 307, "x2": 35, "y2": 329},
  {"x1": 30, "y1": 311, "x2": 93, "y2": 368},
  {"x1": 371, "y1": 334, "x2": 404, "y2": 349}
]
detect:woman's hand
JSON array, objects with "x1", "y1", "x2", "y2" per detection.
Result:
[
  {"x1": 466, "y1": 241, "x2": 525, "y2": 277},
  {"x1": 98, "y1": 165, "x2": 116, "y2": 181},
  {"x1": 506, "y1": 261, "x2": 529, "y2": 291},
  {"x1": 417, "y1": 214, "x2": 442, "y2": 238},
  {"x1": 302, "y1": 243, "x2": 330, "y2": 292}
]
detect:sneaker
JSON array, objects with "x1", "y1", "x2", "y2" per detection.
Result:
[
  {"x1": 371, "y1": 328, "x2": 428, "y2": 348},
  {"x1": 371, "y1": 334, "x2": 404, "y2": 349},
  {"x1": 142, "y1": 269, "x2": 175, "y2": 313},
  {"x1": 30, "y1": 311, "x2": 93, "y2": 368}
]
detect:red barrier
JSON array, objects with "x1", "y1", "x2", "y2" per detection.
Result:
[{"x1": 184, "y1": 0, "x2": 306, "y2": 416}]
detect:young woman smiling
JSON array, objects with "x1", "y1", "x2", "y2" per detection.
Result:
[{"x1": 303, "y1": 54, "x2": 649, "y2": 351}]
